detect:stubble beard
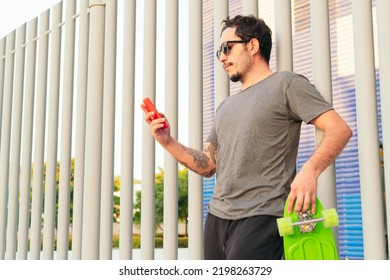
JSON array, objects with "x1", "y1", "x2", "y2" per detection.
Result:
[{"x1": 229, "y1": 72, "x2": 242, "y2": 83}]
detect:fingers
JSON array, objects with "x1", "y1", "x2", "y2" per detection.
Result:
[
  {"x1": 140, "y1": 104, "x2": 168, "y2": 130},
  {"x1": 288, "y1": 191, "x2": 317, "y2": 214},
  {"x1": 295, "y1": 194, "x2": 310, "y2": 213},
  {"x1": 287, "y1": 165, "x2": 318, "y2": 214},
  {"x1": 140, "y1": 104, "x2": 157, "y2": 123},
  {"x1": 309, "y1": 195, "x2": 316, "y2": 214},
  {"x1": 287, "y1": 194, "x2": 296, "y2": 214}
]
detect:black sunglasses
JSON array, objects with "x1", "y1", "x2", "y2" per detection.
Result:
[{"x1": 216, "y1": 40, "x2": 249, "y2": 59}]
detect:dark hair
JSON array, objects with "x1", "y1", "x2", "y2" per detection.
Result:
[{"x1": 221, "y1": 15, "x2": 272, "y2": 64}]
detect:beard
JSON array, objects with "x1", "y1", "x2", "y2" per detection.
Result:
[{"x1": 229, "y1": 72, "x2": 242, "y2": 82}]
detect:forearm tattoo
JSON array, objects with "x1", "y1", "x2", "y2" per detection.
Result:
[
  {"x1": 182, "y1": 145, "x2": 209, "y2": 168},
  {"x1": 179, "y1": 144, "x2": 216, "y2": 177}
]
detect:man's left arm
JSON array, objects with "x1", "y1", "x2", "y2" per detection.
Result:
[{"x1": 288, "y1": 109, "x2": 353, "y2": 214}]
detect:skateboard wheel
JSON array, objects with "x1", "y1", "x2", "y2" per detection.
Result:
[
  {"x1": 322, "y1": 208, "x2": 339, "y2": 228},
  {"x1": 277, "y1": 217, "x2": 294, "y2": 236}
]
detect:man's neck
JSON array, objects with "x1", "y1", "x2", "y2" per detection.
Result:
[{"x1": 241, "y1": 67, "x2": 274, "y2": 91}]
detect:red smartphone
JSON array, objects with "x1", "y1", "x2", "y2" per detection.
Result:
[{"x1": 142, "y1": 97, "x2": 168, "y2": 129}]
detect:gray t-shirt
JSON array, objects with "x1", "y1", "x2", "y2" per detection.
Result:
[{"x1": 206, "y1": 71, "x2": 332, "y2": 219}]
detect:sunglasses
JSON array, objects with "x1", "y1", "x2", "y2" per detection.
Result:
[{"x1": 216, "y1": 40, "x2": 249, "y2": 59}]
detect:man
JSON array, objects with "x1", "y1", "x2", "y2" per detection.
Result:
[{"x1": 141, "y1": 15, "x2": 352, "y2": 260}]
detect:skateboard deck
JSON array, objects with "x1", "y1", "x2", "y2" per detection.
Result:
[{"x1": 277, "y1": 197, "x2": 338, "y2": 260}]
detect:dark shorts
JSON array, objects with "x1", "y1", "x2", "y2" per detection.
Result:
[{"x1": 204, "y1": 213, "x2": 283, "y2": 260}]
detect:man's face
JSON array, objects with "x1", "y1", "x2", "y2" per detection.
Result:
[{"x1": 217, "y1": 27, "x2": 252, "y2": 83}]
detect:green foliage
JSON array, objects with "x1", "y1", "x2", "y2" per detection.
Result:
[
  {"x1": 30, "y1": 159, "x2": 189, "y2": 248},
  {"x1": 178, "y1": 236, "x2": 188, "y2": 248},
  {"x1": 154, "y1": 236, "x2": 164, "y2": 248},
  {"x1": 126, "y1": 235, "x2": 188, "y2": 249},
  {"x1": 133, "y1": 190, "x2": 141, "y2": 224},
  {"x1": 155, "y1": 167, "x2": 165, "y2": 230},
  {"x1": 132, "y1": 235, "x2": 141, "y2": 248},
  {"x1": 33, "y1": 158, "x2": 121, "y2": 226},
  {"x1": 113, "y1": 176, "x2": 121, "y2": 222},
  {"x1": 178, "y1": 168, "x2": 188, "y2": 222},
  {"x1": 39, "y1": 159, "x2": 75, "y2": 225},
  {"x1": 133, "y1": 166, "x2": 189, "y2": 236},
  {"x1": 42, "y1": 234, "x2": 188, "y2": 250}
]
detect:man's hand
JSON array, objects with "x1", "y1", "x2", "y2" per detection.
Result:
[
  {"x1": 140, "y1": 104, "x2": 171, "y2": 147},
  {"x1": 287, "y1": 163, "x2": 318, "y2": 214}
]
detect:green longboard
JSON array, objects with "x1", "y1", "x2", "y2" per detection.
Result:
[{"x1": 277, "y1": 197, "x2": 339, "y2": 260}]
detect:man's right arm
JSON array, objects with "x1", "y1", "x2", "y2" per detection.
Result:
[{"x1": 141, "y1": 106, "x2": 217, "y2": 177}]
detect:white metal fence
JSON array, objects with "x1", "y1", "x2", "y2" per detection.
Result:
[{"x1": 0, "y1": 0, "x2": 205, "y2": 261}]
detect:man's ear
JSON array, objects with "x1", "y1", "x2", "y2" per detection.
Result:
[{"x1": 248, "y1": 38, "x2": 260, "y2": 56}]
